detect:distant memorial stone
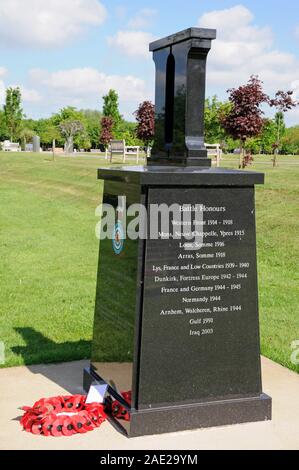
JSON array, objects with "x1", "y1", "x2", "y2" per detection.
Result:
[
  {"x1": 84, "y1": 28, "x2": 271, "y2": 437},
  {"x1": 32, "y1": 135, "x2": 40, "y2": 153}
]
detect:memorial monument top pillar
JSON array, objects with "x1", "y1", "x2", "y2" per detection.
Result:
[{"x1": 148, "y1": 27, "x2": 216, "y2": 167}]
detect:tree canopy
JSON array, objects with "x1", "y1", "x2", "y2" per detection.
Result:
[
  {"x1": 135, "y1": 101, "x2": 155, "y2": 146},
  {"x1": 204, "y1": 96, "x2": 231, "y2": 144},
  {"x1": 102, "y1": 89, "x2": 122, "y2": 134},
  {"x1": 4, "y1": 87, "x2": 24, "y2": 142}
]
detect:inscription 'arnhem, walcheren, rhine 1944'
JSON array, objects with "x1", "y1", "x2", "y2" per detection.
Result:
[{"x1": 83, "y1": 27, "x2": 272, "y2": 438}]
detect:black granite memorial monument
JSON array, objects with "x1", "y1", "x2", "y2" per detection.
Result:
[{"x1": 84, "y1": 28, "x2": 272, "y2": 437}]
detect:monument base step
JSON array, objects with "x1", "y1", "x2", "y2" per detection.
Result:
[
  {"x1": 129, "y1": 393, "x2": 271, "y2": 437},
  {"x1": 83, "y1": 367, "x2": 271, "y2": 438}
]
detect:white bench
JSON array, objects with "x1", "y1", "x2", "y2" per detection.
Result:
[
  {"x1": 1, "y1": 140, "x2": 21, "y2": 152},
  {"x1": 109, "y1": 140, "x2": 141, "y2": 163},
  {"x1": 205, "y1": 143, "x2": 222, "y2": 167}
]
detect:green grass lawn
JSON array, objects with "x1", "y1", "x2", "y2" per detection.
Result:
[{"x1": 0, "y1": 152, "x2": 298, "y2": 373}]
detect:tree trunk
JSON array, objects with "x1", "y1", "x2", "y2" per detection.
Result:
[
  {"x1": 273, "y1": 150, "x2": 278, "y2": 168},
  {"x1": 239, "y1": 141, "x2": 245, "y2": 169},
  {"x1": 21, "y1": 136, "x2": 26, "y2": 152},
  {"x1": 274, "y1": 114, "x2": 281, "y2": 168},
  {"x1": 64, "y1": 136, "x2": 73, "y2": 155}
]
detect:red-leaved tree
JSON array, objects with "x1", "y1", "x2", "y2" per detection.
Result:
[
  {"x1": 134, "y1": 101, "x2": 155, "y2": 159},
  {"x1": 221, "y1": 76, "x2": 270, "y2": 168},
  {"x1": 269, "y1": 91, "x2": 298, "y2": 167},
  {"x1": 100, "y1": 116, "x2": 114, "y2": 158}
]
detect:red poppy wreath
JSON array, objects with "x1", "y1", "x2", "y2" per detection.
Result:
[{"x1": 20, "y1": 391, "x2": 131, "y2": 437}]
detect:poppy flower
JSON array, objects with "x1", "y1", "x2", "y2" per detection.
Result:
[
  {"x1": 89, "y1": 405, "x2": 106, "y2": 423},
  {"x1": 39, "y1": 403, "x2": 55, "y2": 416},
  {"x1": 120, "y1": 408, "x2": 130, "y2": 421},
  {"x1": 73, "y1": 395, "x2": 85, "y2": 411},
  {"x1": 31, "y1": 421, "x2": 43, "y2": 435},
  {"x1": 42, "y1": 416, "x2": 55, "y2": 437},
  {"x1": 62, "y1": 418, "x2": 75, "y2": 437},
  {"x1": 51, "y1": 418, "x2": 65, "y2": 437},
  {"x1": 49, "y1": 398, "x2": 64, "y2": 412},
  {"x1": 83, "y1": 419, "x2": 94, "y2": 432},
  {"x1": 22, "y1": 413, "x2": 37, "y2": 432},
  {"x1": 88, "y1": 411, "x2": 102, "y2": 427},
  {"x1": 71, "y1": 415, "x2": 88, "y2": 434},
  {"x1": 121, "y1": 391, "x2": 132, "y2": 405}
]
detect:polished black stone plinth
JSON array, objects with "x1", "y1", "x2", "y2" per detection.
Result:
[{"x1": 84, "y1": 166, "x2": 272, "y2": 437}]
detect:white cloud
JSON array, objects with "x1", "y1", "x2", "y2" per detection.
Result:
[
  {"x1": 27, "y1": 67, "x2": 152, "y2": 119},
  {"x1": 0, "y1": 67, "x2": 7, "y2": 78},
  {"x1": 200, "y1": 5, "x2": 272, "y2": 44},
  {"x1": 0, "y1": 0, "x2": 107, "y2": 48},
  {"x1": 30, "y1": 67, "x2": 146, "y2": 102},
  {"x1": 107, "y1": 31, "x2": 156, "y2": 58},
  {"x1": 0, "y1": 66, "x2": 42, "y2": 106},
  {"x1": 291, "y1": 80, "x2": 299, "y2": 100},
  {"x1": 0, "y1": 80, "x2": 5, "y2": 105},
  {"x1": 128, "y1": 8, "x2": 157, "y2": 29},
  {"x1": 20, "y1": 87, "x2": 42, "y2": 103},
  {"x1": 198, "y1": 5, "x2": 299, "y2": 97}
]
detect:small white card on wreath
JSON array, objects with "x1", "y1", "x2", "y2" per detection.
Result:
[{"x1": 86, "y1": 383, "x2": 108, "y2": 404}]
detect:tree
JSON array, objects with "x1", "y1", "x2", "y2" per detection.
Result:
[
  {"x1": 59, "y1": 120, "x2": 84, "y2": 153},
  {"x1": 19, "y1": 127, "x2": 35, "y2": 150},
  {"x1": 260, "y1": 118, "x2": 278, "y2": 154},
  {"x1": 245, "y1": 118, "x2": 277, "y2": 155},
  {"x1": 0, "y1": 109, "x2": 8, "y2": 141},
  {"x1": 220, "y1": 76, "x2": 270, "y2": 168},
  {"x1": 134, "y1": 101, "x2": 155, "y2": 157},
  {"x1": 53, "y1": 107, "x2": 86, "y2": 153},
  {"x1": 114, "y1": 120, "x2": 141, "y2": 146},
  {"x1": 39, "y1": 122, "x2": 61, "y2": 147},
  {"x1": 269, "y1": 91, "x2": 298, "y2": 167},
  {"x1": 100, "y1": 116, "x2": 114, "y2": 156},
  {"x1": 81, "y1": 110, "x2": 102, "y2": 148},
  {"x1": 102, "y1": 89, "x2": 122, "y2": 135},
  {"x1": 204, "y1": 96, "x2": 231, "y2": 144},
  {"x1": 25, "y1": 117, "x2": 61, "y2": 148},
  {"x1": 282, "y1": 126, "x2": 299, "y2": 155},
  {"x1": 4, "y1": 87, "x2": 24, "y2": 142}
]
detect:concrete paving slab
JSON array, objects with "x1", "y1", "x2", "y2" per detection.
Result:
[{"x1": 0, "y1": 357, "x2": 298, "y2": 450}]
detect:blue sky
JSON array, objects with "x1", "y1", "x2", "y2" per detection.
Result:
[{"x1": 0, "y1": 0, "x2": 298, "y2": 124}]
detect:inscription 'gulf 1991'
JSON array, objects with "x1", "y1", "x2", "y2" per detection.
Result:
[{"x1": 148, "y1": 196, "x2": 253, "y2": 339}]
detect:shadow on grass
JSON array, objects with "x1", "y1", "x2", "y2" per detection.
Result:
[{"x1": 12, "y1": 328, "x2": 91, "y2": 394}]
